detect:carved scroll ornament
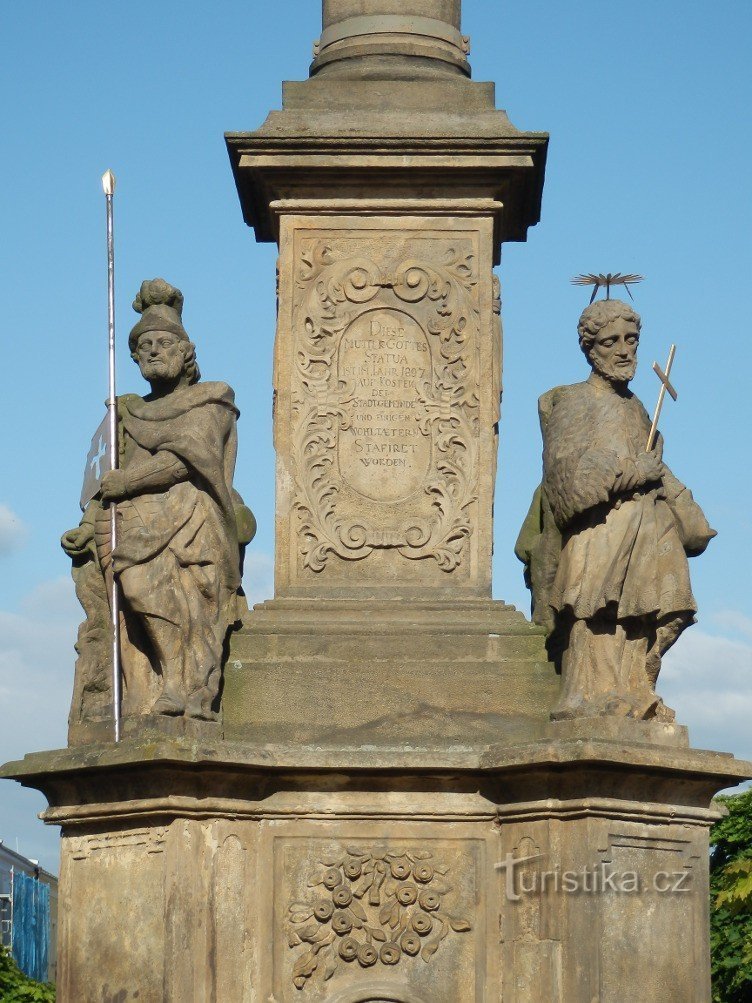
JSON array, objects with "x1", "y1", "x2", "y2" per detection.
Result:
[{"x1": 292, "y1": 240, "x2": 480, "y2": 574}]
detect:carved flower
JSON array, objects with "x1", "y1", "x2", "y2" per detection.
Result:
[
  {"x1": 343, "y1": 857, "x2": 362, "y2": 880},
  {"x1": 357, "y1": 944, "x2": 378, "y2": 968},
  {"x1": 380, "y1": 942, "x2": 401, "y2": 966},
  {"x1": 418, "y1": 890, "x2": 441, "y2": 912},
  {"x1": 413, "y1": 863, "x2": 434, "y2": 884},
  {"x1": 400, "y1": 931, "x2": 421, "y2": 956},
  {"x1": 412, "y1": 912, "x2": 434, "y2": 936},
  {"x1": 332, "y1": 910, "x2": 353, "y2": 936},
  {"x1": 313, "y1": 899, "x2": 334, "y2": 923},
  {"x1": 397, "y1": 884, "x2": 418, "y2": 906},
  {"x1": 323, "y1": 867, "x2": 342, "y2": 890},
  {"x1": 390, "y1": 859, "x2": 411, "y2": 880},
  {"x1": 339, "y1": 937, "x2": 359, "y2": 962},
  {"x1": 332, "y1": 885, "x2": 352, "y2": 908}
]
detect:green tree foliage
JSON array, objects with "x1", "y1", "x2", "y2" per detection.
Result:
[
  {"x1": 0, "y1": 946, "x2": 55, "y2": 1002},
  {"x1": 711, "y1": 788, "x2": 752, "y2": 1002}
]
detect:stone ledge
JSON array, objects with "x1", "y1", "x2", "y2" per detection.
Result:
[{"x1": 3, "y1": 736, "x2": 749, "y2": 784}]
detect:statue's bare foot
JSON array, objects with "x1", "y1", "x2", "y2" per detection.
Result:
[
  {"x1": 153, "y1": 691, "x2": 185, "y2": 716},
  {"x1": 185, "y1": 689, "x2": 217, "y2": 721},
  {"x1": 626, "y1": 695, "x2": 660, "y2": 720},
  {"x1": 651, "y1": 699, "x2": 676, "y2": 723}
]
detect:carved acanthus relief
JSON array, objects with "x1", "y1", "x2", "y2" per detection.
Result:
[
  {"x1": 291, "y1": 237, "x2": 480, "y2": 574},
  {"x1": 286, "y1": 845, "x2": 471, "y2": 990}
]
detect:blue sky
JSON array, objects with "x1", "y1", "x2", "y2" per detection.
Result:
[{"x1": 1, "y1": 1, "x2": 750, "y2": 874}]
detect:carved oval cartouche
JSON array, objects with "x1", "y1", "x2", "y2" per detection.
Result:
[{"x1": 338, "y1": 308, "x2": 431, "y2": 503}]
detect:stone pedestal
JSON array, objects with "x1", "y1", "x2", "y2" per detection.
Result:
[{"x1": 3, "y1": 731, "x2": 748, "y2": 1002}]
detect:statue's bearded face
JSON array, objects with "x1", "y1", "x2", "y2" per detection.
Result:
[
  {"x1": 135, "y1": 330, "x2": 186, "y2": 384},
  {"x1": 587, "y1": 316, "x2": 639, "y2": 383}
]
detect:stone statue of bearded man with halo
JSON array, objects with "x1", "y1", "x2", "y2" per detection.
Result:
[
  {"x1": 516, "y1": 298, "x2": 715, "y2": 723},
  {"x1": 62, "y1": 279, "x2": 255, "y2": 734}
]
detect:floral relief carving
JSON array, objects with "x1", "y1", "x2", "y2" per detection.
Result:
[
  {"x1": 286, "y1": 845, "x2": 472, "y2": 990},
  {"x1": 291, "y1": 238, "x2": 480, "y2": 574}
]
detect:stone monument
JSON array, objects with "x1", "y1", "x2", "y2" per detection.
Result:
[{"x1": 3, "y1": 3, "x2": 750, "y2": 1001}]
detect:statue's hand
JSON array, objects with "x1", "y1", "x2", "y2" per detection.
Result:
[
  {"x1": 613, "y1": 453, "x2": 664, "y2": 494},
  {"x1": 634, "y1": 452, "x2": 664, "y2": 486},
  {"x1": 100, "y1": 469, "x2": 129, "y2": 502},
  {"x1": 61, "y1": 523, "x2": 94, "y2": 557}
]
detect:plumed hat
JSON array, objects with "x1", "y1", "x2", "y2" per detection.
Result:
[{"x1": 129, "y1": 278, "x2": 188, "y2": 351}]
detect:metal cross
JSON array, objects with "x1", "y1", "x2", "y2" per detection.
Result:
[
  {"x1": 646, "y1": 344, "x2": 677, "y2": 452},
  {"x1": 89, "y1": 435, "x2": 107, "y2": 479}
]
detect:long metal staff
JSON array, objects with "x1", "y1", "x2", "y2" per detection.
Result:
[
  {"x1": 646, "y1": 344, "x2": 678, "y2": 452},
  {"x1": 102, "y1": 169, "x2": 121, "y2": 743}
]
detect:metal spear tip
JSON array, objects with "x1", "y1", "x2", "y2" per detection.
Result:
[{"x1": 101, "y1": 170, "x2": 116, "y2": 196}]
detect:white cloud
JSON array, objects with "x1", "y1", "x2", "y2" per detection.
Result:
[
  {"x1": 660, "y1": 624, "x2": 752, "y2": 766},
  {"x1": 242, "y1": 550, "x2": 274, "y2": 608},
  {"x1": 18, "y1": 576, "x2": 81, "y2": 619},
  {"x1": 711, "y1": 609, "x2": 752, "y2": 642},
  {"x1": 0, "y1": 504, "x2": 29, "y2": 555}
]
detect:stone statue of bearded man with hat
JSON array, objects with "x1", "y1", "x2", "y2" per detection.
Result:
[
  {"x1": 62, "y1": 279, "x2": 255, "y2": 732},
  {"x1": 516, "y1": 298, "x2": 715, "y2": 723}
]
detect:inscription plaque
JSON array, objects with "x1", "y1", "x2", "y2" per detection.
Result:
[{"x1": 338, "y1": 308, "x2": 431, "y2": 503}]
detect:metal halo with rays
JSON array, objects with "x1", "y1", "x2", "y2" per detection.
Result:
[{"x1": 571, "y1": 272, "x2": 645, "y2": 305}]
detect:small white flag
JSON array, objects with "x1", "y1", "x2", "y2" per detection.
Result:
[{"x1": 80, "y1": 414, "x2": 113, "y2": 509}]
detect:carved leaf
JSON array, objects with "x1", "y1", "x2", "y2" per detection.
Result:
[
  {"x1": 353, "y1": 872, "x2": 374, "y2": 898},
  {"x1": 421, "y1": 939, "x2": 441, "y2": 962},
  {"x1": 293, "y1": 952, "x2": 319, "y2": 979},
  {"x1": 450, "y1": 917, "x2": 472, "y2": 932},
  {"x1": 323, "y1": 954, "x2": 339, "y2": 981},
  {"x1": 346, "y1": 845, "x2": 369, "y2": 858},
  {"x1": 320, "y1": 852, "x2": 344, "y2": 867},
  {"x1": 297, "y1": 922, "x2": 319, "y2": 942},
  {"x1": 349, "y1": 899, "x2": 367, "y2": 922}
]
